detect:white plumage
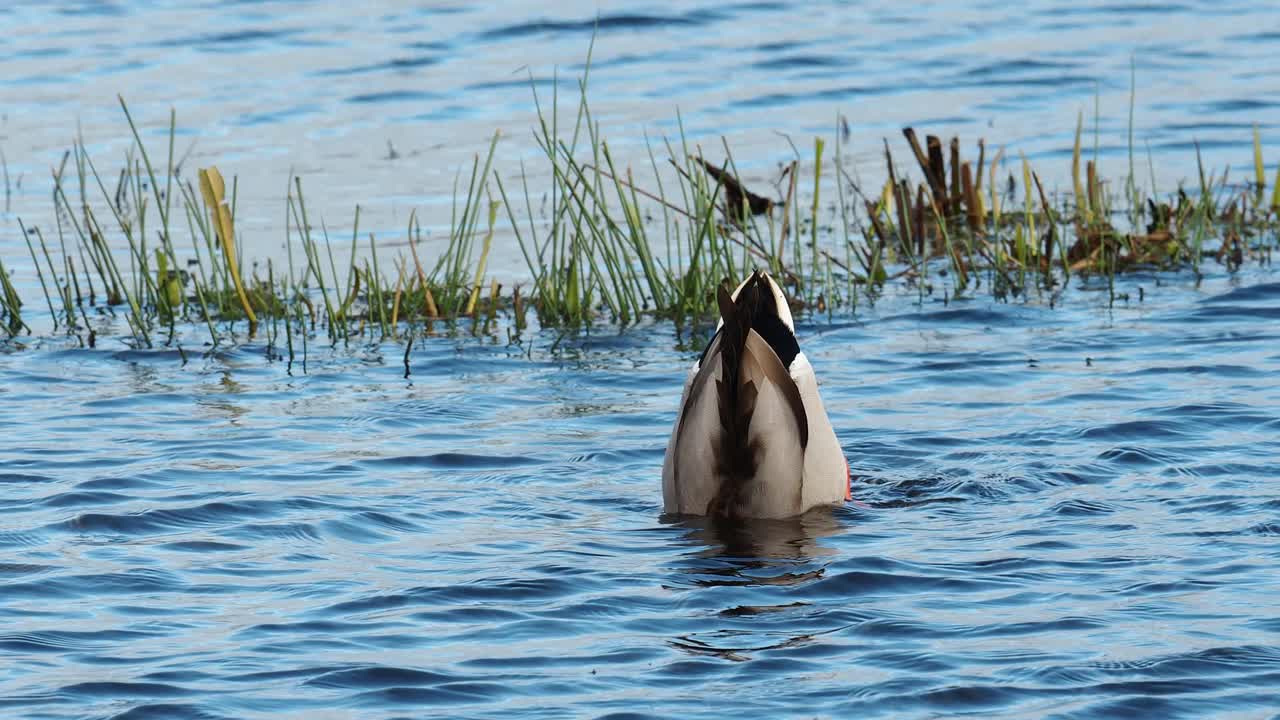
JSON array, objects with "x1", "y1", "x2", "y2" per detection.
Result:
[{"x1": 662, "y1": 271, "x2": 848, "y2": 518}]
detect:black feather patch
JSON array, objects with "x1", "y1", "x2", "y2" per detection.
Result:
[
  {"x1": 752, "y1": 311, "x2": 799, "y2": 369},
  {"x1": 697, "y1": 273, "x2": 800, "y2": 370}
]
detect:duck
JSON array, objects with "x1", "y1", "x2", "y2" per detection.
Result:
[{"x1": 662, "y1": 270, "x2": 849, "y2": 519}]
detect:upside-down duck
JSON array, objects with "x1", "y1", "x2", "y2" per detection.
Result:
[{"x1": 662, "y1": 270, "x2": 849, "y2": 518}]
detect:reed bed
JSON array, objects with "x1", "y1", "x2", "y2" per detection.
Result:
[{"x1": 2, "y1": 73, "x2": 1278, "y2": 350}]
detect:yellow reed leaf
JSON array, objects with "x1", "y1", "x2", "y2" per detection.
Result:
[{"x1": 198, "y1": 167, "x2": 257, "y2": 327}]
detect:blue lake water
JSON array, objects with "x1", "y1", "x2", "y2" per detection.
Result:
[
  {"x1": 4, "y1": 1, "x2": 1280, "y2": 718},
  {"x1": 3, "y1": 270, "x2": 1280, "y2": 718},
  {"x1": 4, "y1": 0, "x2": 1280, "y2": 262}
]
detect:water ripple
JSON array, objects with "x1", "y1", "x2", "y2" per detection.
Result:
[{"x1": 3, "y1": 3, "x2": 1280, "y2": 716}]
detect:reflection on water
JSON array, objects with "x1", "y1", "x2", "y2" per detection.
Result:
[
  {"x1": 670, "y1": 510, "x2": 845, "y2": 563},
  {"x1": 665, "y1": 513, "x2": 847, "y2": 662}
]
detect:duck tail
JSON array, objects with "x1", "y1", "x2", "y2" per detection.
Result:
[{"x1": 705, "y1": 272, "x2": 809, "y2": 517}]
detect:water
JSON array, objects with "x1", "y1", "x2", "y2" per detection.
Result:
[
  {"x1": 3, "y1": 269, "x2": 1280, "y2": 718},
  {"x1": 4, "y1": 0, "x2": 1280, "y2": 263},
  {"x1": 4, "y1": 2, "x2": 1280, "y2": 717}
]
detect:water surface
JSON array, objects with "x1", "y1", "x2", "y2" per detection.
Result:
[
  {"x1": 3, "y1": 0, "x2": 1280, "y2": 264},
  {"x1": 3, "y1": 2, "x2": 1280, "y2": 717},
  {"x1": 2, "y1": 270, "x2": 1279, "y2": 718}
]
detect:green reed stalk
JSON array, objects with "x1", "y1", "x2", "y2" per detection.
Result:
[{"x1": 19, "y1": 219, "x2": 58, "y2": 329}]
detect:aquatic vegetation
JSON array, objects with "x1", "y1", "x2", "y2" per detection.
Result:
[{"x1": 2, "y1": 73, "x2": 1278, "y2": 350}]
